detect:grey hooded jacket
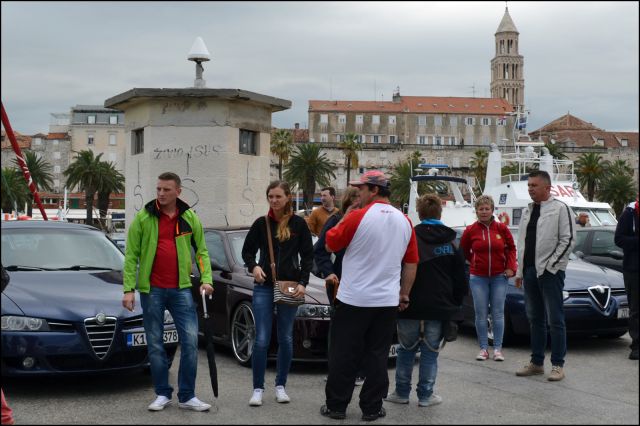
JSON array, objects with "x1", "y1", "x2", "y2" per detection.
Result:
[{"x1": 516, "y1": 196, "x2": 576, "y2": 278}]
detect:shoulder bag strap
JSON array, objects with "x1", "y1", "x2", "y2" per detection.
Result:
[{"x1": 265, "y1": 215, "x2": 277, "y2": 283}]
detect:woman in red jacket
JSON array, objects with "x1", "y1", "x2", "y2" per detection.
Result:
[{"x1": 460, "y1": 195, "x2": 517, "y2": 362}]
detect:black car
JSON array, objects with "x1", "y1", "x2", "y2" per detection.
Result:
[
  {"x1": 456, "y1": 227, "x2": 628, "y2": 345},
  {"x1": 574, "y1": 226, "x2": 623, "y2": 272},
  {"x1": 190, "y1": 227, "x2": 332, "y2": 366}
]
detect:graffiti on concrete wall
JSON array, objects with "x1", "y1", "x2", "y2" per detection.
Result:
[{"x1": 239, "y1": 161, "x2": 255, "y2": 217}]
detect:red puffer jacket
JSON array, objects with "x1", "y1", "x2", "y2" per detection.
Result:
[{"x1": 460, "y1": 219, "x2": 517, "y2": 277}]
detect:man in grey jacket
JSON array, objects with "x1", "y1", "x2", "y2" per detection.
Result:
[{"x1": 514, "y1": 170, "x2": 575, "y2": 382}]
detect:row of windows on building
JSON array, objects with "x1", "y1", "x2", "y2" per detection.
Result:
[
  {"x1": 84, "y1": 115, "x2": 120, "y2": 125},
  {"x1": 32, "y1": 135, "x2": 119, "y2": 146},
  {"x1": 319, "y1": 114, "x2": 508, "y2": 127},
  {"x1": 316, "y1": 134, "x2": 504, "y2": 145}
]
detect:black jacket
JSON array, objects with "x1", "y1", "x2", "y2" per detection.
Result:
[
  {"x1": 313, "y1": 213, "x2": 344, "y2": 279},
  {"x1": 614, "y1": 205, "x2": 639, "y2": 272},
  {"x1": 399, "y1": 223, "x2": 469, "y2": 321},
  {"x1": 242, "y1": 214, "x2": 314, "y2": 286}
]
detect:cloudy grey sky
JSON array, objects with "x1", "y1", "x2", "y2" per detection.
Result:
[{"x1": 2, "y1": 1, "x2": 638, "y2": 135}]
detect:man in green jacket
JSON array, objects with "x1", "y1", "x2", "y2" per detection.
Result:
[{"x1": 122, "y1": 172, "x2": 213, "y2": 412}]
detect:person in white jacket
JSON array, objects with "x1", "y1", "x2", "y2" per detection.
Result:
[{"x1": 514, "y1": 170, "x2": 575, "y2": 382}]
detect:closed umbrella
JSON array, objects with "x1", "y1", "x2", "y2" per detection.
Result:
[{"x1": 201, "y1": 291, "x2": 219, "y2": 409}]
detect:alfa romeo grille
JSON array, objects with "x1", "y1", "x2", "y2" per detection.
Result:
[
  {"x1": 587, "y1": 285, "x2": 611, "y2": 310},
  {"x1": 84, "y1": 316, "x2": 117, "y2": 359}
]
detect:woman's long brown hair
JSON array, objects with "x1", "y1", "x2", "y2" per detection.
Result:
[{"x1": 266, "y1": 180, "x2": 293, "y2": 242}]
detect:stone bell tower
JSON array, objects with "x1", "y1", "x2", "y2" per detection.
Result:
[{"x1": 490, "y1": 6, "x2": 525, "y2": 112}]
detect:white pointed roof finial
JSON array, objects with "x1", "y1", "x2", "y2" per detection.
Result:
[{"x1": 187, "y1": 37, "x2": 211, "y2": 88}]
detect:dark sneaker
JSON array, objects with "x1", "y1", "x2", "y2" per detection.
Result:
[
  {"x1": 320, "y1": 405, "x2": 346, "y2": 420},
  {"x1": 361, "y1": 407, "x2": 386, "y2": 422}
]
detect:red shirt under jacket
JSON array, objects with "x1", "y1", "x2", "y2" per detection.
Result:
[{"x1": 150, "y1": 211, "x2": 179, "y2": 288}]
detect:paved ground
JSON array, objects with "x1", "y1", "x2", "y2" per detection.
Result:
[{"x1": 3, "y1": 331, "x2": 638, "y2": 424}]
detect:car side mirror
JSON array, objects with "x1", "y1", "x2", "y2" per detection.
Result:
[
  {"x1": 574, "y1": 251, "x2": 584, "y2": 259},
  {"x1": 609, "y1": 250, "x2": 624, "y2": 260}
]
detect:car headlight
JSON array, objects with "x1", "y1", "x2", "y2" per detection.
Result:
[
  {"x1": 296, "y1": 304, "x2": 331, "y2": 318},
  {"x1": 164, "y1": 310, "x2": 174, "y2": 325},
  {"x1": 1, "y1": 315, "x2": 50, "y2": 331},
  {"x1": 562, "y1": 291, "x2": 570, "y2": 301}
]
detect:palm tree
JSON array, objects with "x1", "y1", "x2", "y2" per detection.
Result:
[
  {"x1": 608, "y1": 159, "x2": 633, "y2": 176},
  {"x1": 575, "y1": 152, "x2": 610, "y2": 201},
  {"x1": 469, "y1": 149, "x2": 489, "y2": 194},
  {"x1": 12, "y1": 151, "x2": 54, "y2": 217},
  {"x1": 389, "y1": 157, "x2": 443, "y2": 209},
  {"x1": 95, "y1": 162, "x2": 125, "y2": 230},
  {"x1": 64, "y1": 150, "x2": 104, "y2": 226},
  {"x1": 543, "y1": 142, "x2": 567, "y2": 160},
  {"x1": 598, "y1": 171, "x2": 636, "y2": 217},
  {"x1": 339, "y1": 132, "x2": 362, "y2": 185},
  {"x1": 283, "y1": 143, "x2": 336, "y2": 211},
  {"x1": 270, "y1": 129, "x2": 293, "y2": 180},
  {"x1": 1, "y1": 167, "x2": 30, "y2": 213}
]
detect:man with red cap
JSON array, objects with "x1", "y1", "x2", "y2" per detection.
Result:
[{"x1": 320, "y1": 170, "x2": 419, "y2": 422}]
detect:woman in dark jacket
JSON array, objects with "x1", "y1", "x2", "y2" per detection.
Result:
[
  {"x1": 385, "y1": 194, "x2": 468, "y2": 408},
  {"x1": 241, "y1": 181, "x2": 314, "y2": 407}
]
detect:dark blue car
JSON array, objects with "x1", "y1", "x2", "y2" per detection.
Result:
[
  {"x1": 1, "y1": 220, "x2": 178, "y2": 376},
  {"x1": 456, "y1": 227, "x2": 629, "y2": 344}
]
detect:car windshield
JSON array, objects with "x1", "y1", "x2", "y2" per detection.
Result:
[
  {"x1": 1, "y1": 228, "x2": 124, "y2": 271},
  {"x1": 228, "y1": 231, "x2": 251, "y2": 266},
  {"x1": 573, "y1": 208, "x2": 617, "y2": 226}
]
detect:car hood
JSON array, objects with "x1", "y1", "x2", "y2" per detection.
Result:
[
  {"x1": 305, "y1": 276, "x2": 330, "y2": 305},
  {"x1": 1, "y1": 270, "x2": 142, "y2": 321},
  {"x1": 563, "y1": 259, "x2": 625, "y2": 290}
]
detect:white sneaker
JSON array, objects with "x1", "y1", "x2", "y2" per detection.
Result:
[
  {"x1": 275, "y1": 385, "x2": 290, "y2": 403},
  {"x1": 178, "y1": 397, "x2": 211, "y2": 411},
  {"x1": 418, "y1": 394, "x2": 443, "y2": 407},
  {"x1": 148, "y1": 395, "x2": 172, "y2": 411},
  {"x1": 249, "y1": 388, "x2": 264, "y2": 406}
]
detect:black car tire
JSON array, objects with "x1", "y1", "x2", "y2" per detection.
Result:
[{"x1": 231, "y1": 301, "x2": 256, "y2": 367}]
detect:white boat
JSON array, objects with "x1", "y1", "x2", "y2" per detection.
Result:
[
  {"x1": 407, "y1": 164, "x2": 478, "y2": 227},
  {"x1": 483, "y1": 142, "x2": 617, "y2": 227}
]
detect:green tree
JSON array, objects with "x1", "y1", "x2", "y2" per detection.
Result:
[
  {"x1": 608, "y1": 159, "x2": 633, "y2": 176},
  {"x1": 12, "y1": 151, "x2": 54, "y2": 217},
  {"x1": 95, "y1": 162, "x2": 125, "y2": 230},
  {"x1": 1, "y1": 167, "x2": 29, "y2": 213},
  {"x1": 598, "y1": 171, "x2": 636, "y2": 218},
  {"x1": 283, "y1": 143, "x2": 336, "y2": 211},
  {"x1": 389, "y1": 157, "x2": 444, "y2": 208},
  {"x1": 575, "y1": 152, "x2": 610, "y2": 201},
  {"x1": 543, "y1": 142, "x2": 567, "y2": 160},
  {"x1": 270, "y1": 129, "x2": 293, "y2": 180},
  {"x1": 469, "y1": 149, "x2": 489, "y2": 194},
  {"x1": 64, "y1": 150, "x2": 104, "y2": 226},
  {"x1": 339, "y1": 133, "x2": 362, "y2": 185}
]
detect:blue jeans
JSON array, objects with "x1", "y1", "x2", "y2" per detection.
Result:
[
  {"x1": 140, "y1": 287, "x2": 199, "y2": 403},
  {"x1": 394, "y1": 319, "x2": 442, "y2": 402},
  {"x1": 523, "y1": 266, "x2": 566, "y2": 367},
  {"x1": 251, "y1": 284, "x2": 299, "y2": 390},
  {"x1": 469, "y1": 274, "x2": 508, "y2": 350}
]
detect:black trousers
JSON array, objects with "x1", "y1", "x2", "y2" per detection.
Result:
[
  {"x1": 325, "y1": 300, "x2": 397, "y2": 415},
  {"x1": 623, "y1": 270, "x2": 639, "y2": 350}
]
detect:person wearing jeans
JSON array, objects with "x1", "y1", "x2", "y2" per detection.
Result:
[
  {"x1": 122, "y1": 172, "x2": 213, "y2": 412},
  {"x1": 242, "y1": 180, "x2": 314, "y2": 407},
  {"x1": 514, "y1": 171, "x2": 575, "y2": 382},
  {"x1": 140, "y1": 287, "x2": 199, "y2": 404},
  {"x1": 461, "y1": 195, "x2": 516, "y2": 362},
  {"x1": 385, "y1": 194, "x2": 467, "y2": 408},
  {"x1": 250, "y1": 285, "x2": 299, "y2": 391}
]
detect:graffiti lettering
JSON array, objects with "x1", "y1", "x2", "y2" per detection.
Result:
[
  {"x1": 133, "y1": 185, "x2": 144, "y2": 212},
  {"x1": 240, "y1": 187, "x2": 255, "y2": 217},
  {"x1": 181, "y1": 177, "x2": 199, "y2": 211}
]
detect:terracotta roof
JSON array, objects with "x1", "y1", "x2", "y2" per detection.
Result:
[
  {"x1": 529, "y1": 113, "x2": 637, "y2": 149},
  {"x1": 293, "y1": 128, "x2": 309, "y2": 143},
  {"x1": 46, "y1": 132, "x2": 70, "y2": 140},
  {"x1": 1, "y1": 130, "x2": 31, "y2": 150},
  {"x1": 309, "y1": 96, "x2": 514, "y2": 116},
  {"x1": 530, "y1": 113, "x2": 602, "y2": 133}
]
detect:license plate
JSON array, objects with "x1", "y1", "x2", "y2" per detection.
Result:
[
  {"x1": 126, "y1": 330, "x2": 179, "y2": 347},
  {"x1": 389, "y1": 344, "x2": 399, "y2": 358},
  {"x1": 617, "y1": 307, "x2": 629, "y2": 319}
]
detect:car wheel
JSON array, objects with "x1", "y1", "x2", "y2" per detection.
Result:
[
  {"x1": 231, "y1": 301, "x2": 255, "y2": 367},
  {"x1": 597, "y1": 331, "x2": 627, "y2": 339}
]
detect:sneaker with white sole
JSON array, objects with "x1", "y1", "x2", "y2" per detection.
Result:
[
  {"x1": 249, "y1": 389, "x2": 264, "y2": 406},
  {"x1": 418, "y1": 394, "x2": 443, "y2": 407},
  {"x1": 493, "y1": 350, "x2": 505, "y2": 361},
  {"x1": 384, "y1": 391, "x2": 409, "y2": 404},
  {"x1": 178, "y1": 397, "x2": 211, "y2": 412},
  {"x1": 275, "y1": 385, "x2": 290, "y2": 403},
  {"x1": 148, "y1": 395, "x2": 172, "y2": 411},
  {"x1": 476, "y1": 349, "x2": 489, "y2": 361}
]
